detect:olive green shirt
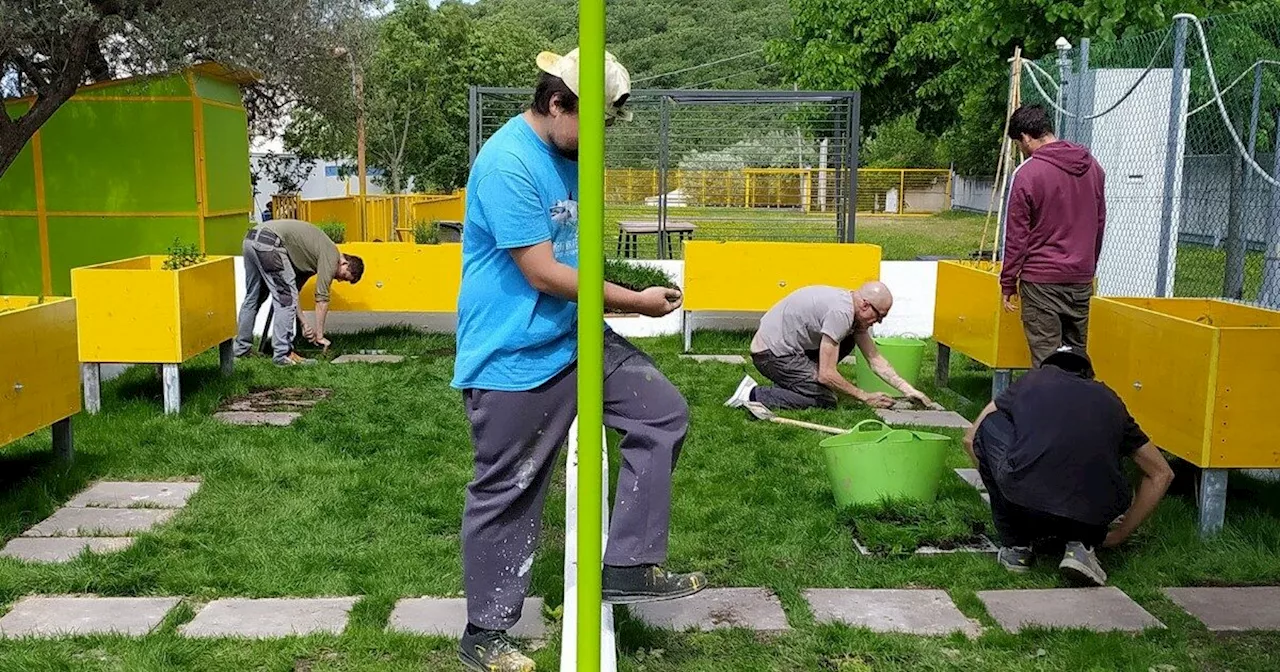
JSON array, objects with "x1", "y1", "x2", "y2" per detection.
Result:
[{"x1": 261, "y1": 219, "x2": 341, "y2": 302}]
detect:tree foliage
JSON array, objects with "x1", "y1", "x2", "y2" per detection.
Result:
[
  {"x1": 771, "y1": 0, "x2": 1249, "y2": 175},
  {"x1": 0, "y1": 0, "x2": 375, "y2": 179}
]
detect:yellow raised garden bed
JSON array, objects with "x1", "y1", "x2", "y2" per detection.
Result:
[
  {"x1": 1090, "y1": 297, "x2": 1280, "y2": 470},
  {"x1": 71, "y1": 255, "x2": 236, "y2": 414},
  {"x1": 932, "y1": 260, "x2": 1031, "y2": 371},
  {"x1": 682, "y1": 241, "x2": 882, "y2": 351},
  {"x1": 0, "y1": 296, "x2": 79, "y2": 457},
  {"x1": 298, "y1": 242, "x2": 461, "y2": 312}
]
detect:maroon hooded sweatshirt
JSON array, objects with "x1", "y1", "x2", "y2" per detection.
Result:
[{"x1": 1000, "y1": 141, "x2": 1106, "y2": 295}]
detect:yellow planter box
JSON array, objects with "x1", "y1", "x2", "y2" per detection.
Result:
[
  {"x1": 71, "y1": 256, "x2": 236, "y2": 364},
  {"x1": 684, "y1": 241, "x2": 881, "y2": 312},
  {"x1": 299, "y1": 242, "x2": 461, "y2": 312},
  {"x1": 0, "y1": 296, "x2": 80, "y2": 448},
  {"x1": 1090, "y1": 297, "x2": 1280, "y2": 469},
  {"x1": 933, "y1": 261, "x2": 1031, "y2": 369}
]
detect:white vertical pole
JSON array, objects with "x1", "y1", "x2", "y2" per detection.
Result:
[{"x1": 561, "y1": 418, "x2": 618, "y2": 672}]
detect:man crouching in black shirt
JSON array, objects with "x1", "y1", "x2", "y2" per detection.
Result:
[{"x1": 963, "y1": 345, "x2": 1174, "y2": 585}]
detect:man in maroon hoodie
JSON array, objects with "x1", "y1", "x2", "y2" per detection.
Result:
[{"x1": 1001, "y1": 105, "x2": 1106, "y2": 367}]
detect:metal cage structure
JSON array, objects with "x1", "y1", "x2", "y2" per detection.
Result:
[{"x1": 470, "y1": 87, "x2": 861, "y2": 259}]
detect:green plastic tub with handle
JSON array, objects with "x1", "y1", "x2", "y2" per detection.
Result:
[
  {"x1": 820, "y1": 419, "x2": 951, "y2": 508},
  {"x1": 854, "y1": 337, "x2": 926, "y2": 397}
]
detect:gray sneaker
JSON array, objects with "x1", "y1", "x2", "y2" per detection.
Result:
[
  {"x1": 724, "y1": 375, "x2": 758, "y2": 408},
  {"x1": 997, "y1": 546, "x2": 1034, "y2": 573},
  {"x1": 1059, "y1": 541, "x2": 1107, "y2": 586}
]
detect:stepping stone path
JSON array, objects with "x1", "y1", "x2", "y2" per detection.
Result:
[
  {"x1": 977, "y1": 587, "x2": 1164, "y2": 633},
  {"x1": 628, "y1": 588, "x2": 789, "y2": 633},
  {"x1": 804, "y1": 589, "x2": 980, "y2": 637},
  {"x1": 215, "y1": 388, "x2": 332, "y2": 427},
  {"x1": 953, "y1": 468, "x2": 991, "y2": 504},
  {"x1": 876, "y1": 409, "x2": 972, "y2": 429},
  {"x1": 2, "y1": 481, "x2": 198, "y2": 563},
  {"x1": 1164, "y1": 587, "x2": 1280, "y2": 631},
  {"x1": 388, "y1": 597, "x2": 547, "y2": 639},
  {"x1": 332, "y1": 354, "x2": 405, "y2": 364},
  {"x1": 0, "y1": 596, "x2": 180, "y2": 637},
  {"x1": 677, "y1": 354, "x2": 746, "y2": 364},
  {"x1": 181, "y1": 597, "x2": 359, "y2": 638}
]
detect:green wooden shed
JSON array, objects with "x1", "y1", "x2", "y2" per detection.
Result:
[{"x1": 0, "y1": 63, "x2": 254, "y2": 295}]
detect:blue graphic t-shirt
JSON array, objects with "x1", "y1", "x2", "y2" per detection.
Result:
[{"x1": 452, "y1": 115, "x2": 580, "y2": 391}]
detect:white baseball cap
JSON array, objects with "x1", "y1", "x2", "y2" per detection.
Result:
[{"x1": 536, "y1": 48, "x2": 633, "y2": 121}]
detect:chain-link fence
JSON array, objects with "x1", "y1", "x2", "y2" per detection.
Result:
[
  {"x1": 1018, "y1": 7, "x2": 1280, "y2": 306},
  {"x1": 471, "y1": 88, "x2": 862, "y2": 259}
]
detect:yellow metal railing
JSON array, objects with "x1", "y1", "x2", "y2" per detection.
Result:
[{"x1": 270, "y1": 191, "x2": 466, "y2": 242}]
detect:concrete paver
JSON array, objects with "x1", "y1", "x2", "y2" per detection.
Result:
[
  {"x1": 181, "y1": 598, "x2": 359, "y2": 638},
  {"x1": 66, "y1": 481, "x2": 200, "y2": 509},
  {"x1": 978, "y1": 587, "x2": 1164, "y2": 633},
  {"x1": 805, "y1": 588, "x2": 980, "y2": 636},
  {"x1": 387, "y1": 597, "x2": 546, "y2": 639},
  {"x1": 1164, "y1": 587, "x2": 1280, "y2": 632},
  {"x1": 0, "y1": 596, "x2": 179, "y2": 637},
  {"x1": 0, "y1": 537, "x2": 135, "y2": 563},
  {"x1": 22, "y1": 507, "x2": 176, "y2": 537},
  {"x1": 627, "y1": 588, "x2": 789, "y2": 633}
]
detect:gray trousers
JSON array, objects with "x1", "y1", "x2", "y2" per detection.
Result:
[
  {"x1": 1019, "y1": 281, "x2": 1092, "y2": 368},
  {"x1": 234, "y1": 230, "x2": 298, "y2": 364},
  {"x1": 751, "y1": 337, "x2": 856, "y2": 410},
  {"x1": 461, "y1": 331, "x2": 689, "y2": 630}
]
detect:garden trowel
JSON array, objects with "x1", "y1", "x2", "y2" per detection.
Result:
[{"x1": 741, "y1": 401, "x2": 848, "y2": 435}]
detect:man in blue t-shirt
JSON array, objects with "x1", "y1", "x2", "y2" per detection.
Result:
[{"x1": 453, "y1": 48, "x2": 704, "y2": 672}]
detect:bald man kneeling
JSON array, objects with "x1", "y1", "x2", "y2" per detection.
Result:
[{"x1": 725, "y1": 282, "x2": 937, "y2": 411}]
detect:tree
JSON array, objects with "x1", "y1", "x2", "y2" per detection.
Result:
[
  {"x1": 285, "y1": 0, "x2": 546, "y2": 192},
  {"x1": 771, "y1": 0, "x2": 1246, "y2": 175},
  {"x1": 0, "y1": 0, "x2": 374, "y2": 178}
]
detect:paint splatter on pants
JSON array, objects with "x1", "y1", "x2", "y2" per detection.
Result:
[{"x1": 459, "y1": 331, "x2": 689, "y2": 631}]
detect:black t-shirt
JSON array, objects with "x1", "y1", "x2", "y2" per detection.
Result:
[{"x1": 989, "y1": 367, "x2": 1149, "y2": 526}]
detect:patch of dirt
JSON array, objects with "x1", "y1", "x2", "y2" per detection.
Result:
[{"x1": 218, "y1": 387, "x2": 332, "y2": 413}]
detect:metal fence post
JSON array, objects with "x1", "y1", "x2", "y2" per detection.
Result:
[
  {"x1": 1073, "y1": 38, "x2": 1090, "y2": 143},
  {"x1": 1055, "y1": 38, "x2": 1073, "y2": 140},
  {"x1": 657, "y1": 96, "x2": 671, "y2": 259},
  {"x1": 1261, "y1": 109, "x2": 1280, "y2": 308},
  {"x1": 468, "y1": 86, "x2": 479, "y2": 167},
  {"x1": 843, "y1": 93, "x2": 861, "y2": 243},
  {"x1": 1226, "y1": 63, "x2": 1265, "y2": 300},
  {"x1": 1156, "y1": 16, "x2": 1189, "y2": 298}
]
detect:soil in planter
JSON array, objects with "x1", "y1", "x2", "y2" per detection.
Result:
[
  {"x1": 218, "y1": 387, "x2": 333, "y2": 414},
  {"x1": 845, "y1": 494, "x2": 993, "y2": 555}
]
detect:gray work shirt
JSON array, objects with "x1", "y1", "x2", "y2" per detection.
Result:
[{"x1": 751, "y1": 285, "x2": 856, "y2": 355}]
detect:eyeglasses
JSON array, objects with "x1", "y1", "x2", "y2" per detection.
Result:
[{"x1": 866, "y1": 301, "x2": 886, "y2": 323}]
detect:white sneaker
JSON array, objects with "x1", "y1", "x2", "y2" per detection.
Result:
[{"x1": 724, "y1": 375, "x2": 758, "y2": 408}]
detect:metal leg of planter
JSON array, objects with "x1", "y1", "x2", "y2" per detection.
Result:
[
  {"x1": 81, "y1": 363, "x2": 101, "y2": 415},
  {"x1": 1198, "y1": 468, "x2": 1228, "y2": 538},
  {"x1": 161, "y1": 364, "x2": 181, "y2": 415},
  {"x1": 936, "y1": 343, "x2": 951, "y2": 389},
  {"x1": 52, "y1": 418, "x2": 73, "y2": 461},
  {"x1": 682, "y1": 311, "x2": 692, "y2": 353},
  {"x1": 220, "y1": 340, "x2": 234, "y2": 377},
  {"x1": 991, "y1": 369, "x2": 1012, "y2": 399}
]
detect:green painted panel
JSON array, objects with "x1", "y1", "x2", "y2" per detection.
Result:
[
  {"x1": 76, "y1": 73, "x2": 190, "y2": 98},
  {"x1": 203, "y1": 104, "x2": 252, "y2": 213},
  {"x1": 205, "y1": 214, "x2": 251, "y2": 255},
  {"x1": 47, "y1": 216, "x2": 199, "y2": 294},
  {"x1": 0, "y1": 216, "x2": 42, "y2": 295},
  {"x1": 0, "y1": 134, "x2": 37, "y2": 211},
  {"x1": 195, "y1": 75, "x2": 244, "y2": 105},
  {"x1": 4, "y1": 99, "x2": 31, "y2": 120},
  {"x1": 41, "y1": 100, "x2": 198, "y2": 213}
]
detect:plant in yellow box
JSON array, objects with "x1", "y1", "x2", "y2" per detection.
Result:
[{"x1": 71, "y1": 255, "x2": 237, "y2": 415}]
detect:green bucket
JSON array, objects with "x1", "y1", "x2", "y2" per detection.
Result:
[
  {"x1": 854, "y1": 337, "x2": 926, "y2": 397},
  {"x1": 820, "y1": 420, "x2": 951, "y2": 508}
]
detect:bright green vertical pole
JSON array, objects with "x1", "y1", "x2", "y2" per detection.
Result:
[{"x1": 576, "y1": 0, "x2": 606, "y2": 669}]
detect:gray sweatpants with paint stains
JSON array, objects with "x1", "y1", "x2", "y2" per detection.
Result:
[{"x1": 460, "y1": 331, "x2": 689, "y2": 630}]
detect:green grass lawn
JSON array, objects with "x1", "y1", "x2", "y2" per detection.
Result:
[{"x1": 1, "y1": 330, "x2": 1279, "y2": 670}]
